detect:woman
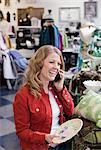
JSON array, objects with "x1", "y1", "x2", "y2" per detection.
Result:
[{"x1": 13, "y1": 45, "x2": 74, "y2": 150}]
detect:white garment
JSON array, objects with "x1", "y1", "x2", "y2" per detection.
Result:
[
  {"x1": 2, "y1": 51, "x2": 16, "y2": 79},
  {"x1": 80, "y1": 25, "x2": 96, "y2": 45},
  {"x1": 49, "y1": 91, "x2": 60, "y2": 134},
  {"x1": 0, "y1": 31, "x2": 7, "y2": 50},
  {"x1": 0, "y1": 20, "x2": 11, "y2": 34}
]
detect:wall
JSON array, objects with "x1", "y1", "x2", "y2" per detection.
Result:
[{"x1": 0, "y1": 0, "x2": 101, "y2": 28}]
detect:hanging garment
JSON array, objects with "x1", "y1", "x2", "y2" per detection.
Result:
[
  {"x1": 40, "y1": 25, "x2": 54, "y2": 46},
  {"x1": 4, "y1": 34, "x2": 12, "y2": 48},
  {"x1": 40, "y1": 24, "x2": 62, "y2": 50},
  {"x1": 62, "y1": 33, "x2": 68, "y2": 49},
  {"x1": 2, "y1": 51, "x2": 17, "y2": 79},
  {"x1": 0, "y1": 31, "x2": 7, "y2": 50},
  {"x1": 53, "y1": 25, "x2": 60, "y2": 48},
  {"x1": 8, "y1": 50, "x2": 28, "y2": 71},
  {"x1": 59, "y1": 33, "x2": 63, "y2": 51}
]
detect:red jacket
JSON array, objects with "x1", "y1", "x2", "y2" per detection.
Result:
[{"x1": 13, "y1": 84, "x2": 74, "y2": 150}]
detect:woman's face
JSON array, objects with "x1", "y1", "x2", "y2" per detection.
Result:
[{"x1": 40, "y1": 52, "x2": 61, "y2": 82}]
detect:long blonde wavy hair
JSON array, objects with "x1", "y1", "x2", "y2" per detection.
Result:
[{"x1": 25, "y1": 45, "x2": 64, "y2": 98}]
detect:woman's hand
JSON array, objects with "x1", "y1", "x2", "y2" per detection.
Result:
[
  {"x1": 54, "y1": 69, "x2": 65, "y2": 91},
  {"x1": 45, "y1": 133, "x2": 59, "y2": 147}
]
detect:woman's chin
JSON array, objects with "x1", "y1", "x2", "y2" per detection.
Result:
[{"x1": 49, "y1": 77, "x2": 55, "y2": 81}]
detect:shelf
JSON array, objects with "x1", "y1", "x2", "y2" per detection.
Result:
[{"x1": 17, "y1": 26, "x2": 41, "y2": 29}]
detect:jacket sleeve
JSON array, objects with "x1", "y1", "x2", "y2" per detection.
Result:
[
  {"x1": 55, "y1": 86, "x2": 74, "y2": 116},
  {"x1": 13, "y1": 92, "x2": 46, "y2": 144}
]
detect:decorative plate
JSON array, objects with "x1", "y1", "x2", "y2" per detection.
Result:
[{"x1": 52, "y1": 118, "x2": 83, "y2": 144}]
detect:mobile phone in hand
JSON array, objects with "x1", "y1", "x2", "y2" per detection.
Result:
[{"x1": 54, "y1": 73, "x2": 61, "y2": 82}]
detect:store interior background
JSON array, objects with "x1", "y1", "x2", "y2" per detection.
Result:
[{"x1": 0, "y1": 0, "x2": 101, "y2": 28}]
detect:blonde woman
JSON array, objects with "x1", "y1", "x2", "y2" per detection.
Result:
[{"x1": 13, "y1": 45, "x2": 74, "y2": 150}]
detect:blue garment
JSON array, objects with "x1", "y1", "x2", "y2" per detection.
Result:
[
  {"x1": 40, "y1": 27, "x2": 51, "y2": 45},
  {"x1": 8, "y1": 50, "x2": 28, "y2": 70},
  {"x1": 40, "y1": 25, "x2": 61, "y2": 49},
  {"x1": 9, "y1": 50, "x2": 23, "y2": 59},
  {"x1": 76, "y1": 40, "x2": 83, "y2": 69},
  {"x1": 14, "y1": 58, "x2": 28, "y2": 70},
  {"x1": 53, "y1": 25, "x2": 60, "y2": 49}
]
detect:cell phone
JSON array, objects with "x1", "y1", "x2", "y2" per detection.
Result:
[{"x1": 54, "y1": 73, "x2": 61, "y2": 82}]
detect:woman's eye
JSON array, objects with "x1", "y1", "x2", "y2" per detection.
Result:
[
  {"x1": 49, "y1": 61, "x2": 54, "y2": 63},
  {"x1": 49, "y1": 61, "x2": 61, "y2": 66}
]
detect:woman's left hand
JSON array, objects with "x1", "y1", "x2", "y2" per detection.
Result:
[
  {"x1": 54, "y1": 69, "x2": 65, "y2": 91},
  {"x1": 49, "y1": 143, "x2": 58, "y2": 148}
]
